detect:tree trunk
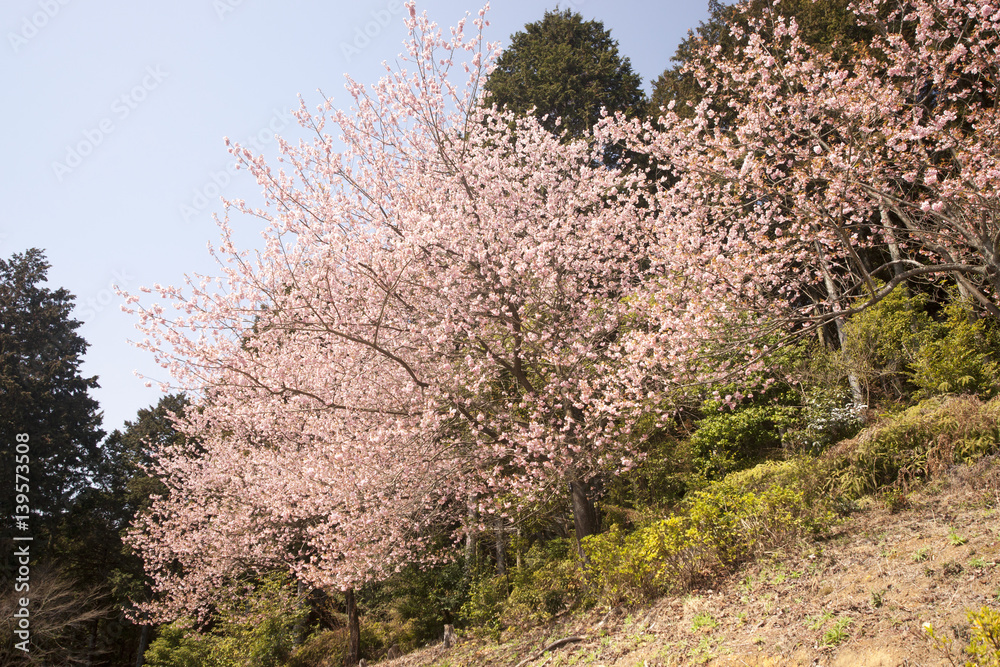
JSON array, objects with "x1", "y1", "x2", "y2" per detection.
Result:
[
  {"x1": 345, "y1": 588, "x2": 360, "y2": 666},
  {"x1": 835, "y1": 321, "x2": 865, "y2": 406},
  {"x1": 881, "y1": 207, "x2": 906, "y2": 281},
  {"x1": 570, "y1": 480, "x2": 599, "y2": 562},
  {"x1": 494, "y1": 518, "x2": 506, "y2": 576},
  {"x1": 463, "y1": 505, "x2": 477, "y2": 586},
  {"x1": 134, "y1": 625, "x2": 150, "y2": 667},
  {"x1": 816, "y1": 240, "x2": 865, "y2": 406},
  {"x1": 293, "y1": 580, "x2": 308, "y2": 647}
]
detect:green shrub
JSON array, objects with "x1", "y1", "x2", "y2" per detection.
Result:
[
  {"x1": 601, "y1": 410, "x2": 701, "y2": 512},
  {"x1": 911, "y1": 299, "x2": 1000, "y2": 399},
  {"x1": 844, "y1": 288, "x2": 1000, "y2": 404},
  {"x1": 143, "y1": 622, "x2": 213, "y2": 667},
  {"x1": 712, "y1": 458, "x2": 819, "y2": 494},
  {"x1": 780, "y1": 388, "x2": 865, "y2": 454},
  {"x1": 843, "y1": 287, "x2": 930, "y2": 402},
  {"x1": 379, "y1": 562, "x2": 465, "y2": 647},
  {"x1": 143, "y1": 573, "x2": 308, "y2": 667},
  {"x1": 690, "y1": 374, "x2": 863, "y2": 477},
  {"x1": 924, "y1": 606, "x2": 1000, "y2": 666},
  {"x1": 827, "y1": 395, "x2": 1000, "y2": 497},
  {"x1": 689, "y1": 404, "x2": 793, "y2": 479},
  {"x1": 458, "y1": 539, "x2": 584, "y2": 641},
  {"x1": 820, "y1": 617, "x2": 852, "y2": 646},
  {"x1": 458, "y1": 573, "x2": 507, "y2": 642},
  {"x1": 687, "y1": 483, "x2": 832, "y2": 567},
  {"x1": 352, "y1": 558, "x2": 468, "y2": 658},
  {"x1": 501, "y1": 554, "x2": 583, "y2": 627},
  {"x1": 583, "y1": 475, "x2": 833, "y2": 607},
  {"x1": 287, "y1": 629, "x2": 346, "y2": 667}
]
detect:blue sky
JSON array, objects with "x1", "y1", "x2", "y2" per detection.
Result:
[{"x1": 2, "y1": 0, "x2": 710, "y2": 435}]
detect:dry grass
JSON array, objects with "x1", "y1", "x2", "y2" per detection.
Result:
[{"x1": 0, "y1": 562, "x2": 111, "y2": 665}]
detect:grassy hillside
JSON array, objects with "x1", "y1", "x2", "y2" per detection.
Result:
[{"x1": 377, "y1": 397, "x2": 1000, "y2": 666}]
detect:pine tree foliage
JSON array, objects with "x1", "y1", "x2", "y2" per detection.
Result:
[{"x1": 484, "y1": 8, "x2": 645, "y2": 139}]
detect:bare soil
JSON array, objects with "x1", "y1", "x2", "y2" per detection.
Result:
[{"x1": 383, "y1": 458, "x2": 1000, "y2": 666}]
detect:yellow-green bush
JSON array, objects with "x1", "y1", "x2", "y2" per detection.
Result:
[
  {"x1": 459, "y1": 539, "x2": 585, "y2": 641},
  {"x1": 583, "y1": 479, "x2": 833, "y2": 607},
  {"x1": 826, "y1": 396, "x2": 1000, "y2": 498},
  {"x1": 967, "y1": 606, "x2": 1000, "y2": 666},
  {"x1": 911, "y1": 300, "x2": 1000, "y2": 399},
  {"x1": 924, "y1": 606, "x2": 1000, "y2": 666},
  {"x1": 843, "y1": 289, "x2": 1000, "y2": 403},
  {"x1": 583, "y1": 518, "x2": 704, "y2": 606},
  {"x1": 712, "y1": 458, "x2": 821, "y2": 495}
]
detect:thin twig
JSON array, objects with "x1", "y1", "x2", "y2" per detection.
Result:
[{"x1": 513, "y1": 636, "x2": 586, "y2": 667}]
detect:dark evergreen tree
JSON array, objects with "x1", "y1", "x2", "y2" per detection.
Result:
[
  {"x1": 484, "y1": 8, "x2": 645, "y2": 140},
  {"x1": 45, "y1": 394, "x2": 186, "y2": 666},
  {"x1": 0, "y1": 248, "x2": 109, "y2": 662},
  {"x1": 0, "y1": 248, "x2": 105, "y2": 534}
]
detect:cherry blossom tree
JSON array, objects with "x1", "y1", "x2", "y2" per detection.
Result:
[
  {"x1": 124, "y1": 0, "x2": 1000, "y2": 642},
  {"x1": 612, "y1": 0, "x2": 1000, "y2": 389},
  {"x1": 124, "y1": 3, "x2": 662, "y2": 633}
]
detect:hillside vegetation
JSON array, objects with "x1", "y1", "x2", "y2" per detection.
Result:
[
  {"x1": 144, "y1": 349, "x2": 1000, "y2": 665},
  {"x1": 381, "y1": 396, "x2": 1000, "y2": 666}
]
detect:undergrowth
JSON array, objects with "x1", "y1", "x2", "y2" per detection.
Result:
[
  {"x1": 583, "y1": 471, "x2": 833, "y2": 607},
  {"x1": 825, "y1": 395, "x2": 1000, "y2": 498},
  {"x1": 457, "y1": 394, "x2": 1000, "y2": 643}
]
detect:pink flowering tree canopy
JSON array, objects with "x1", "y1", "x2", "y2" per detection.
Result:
[
  {"x1": 613, "y1": 0, "x2": 1000, "y2": 386},
  {"x1": 124, "y1": 3, "x2": 665, "y2": 622}
]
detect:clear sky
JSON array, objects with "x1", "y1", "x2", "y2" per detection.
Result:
[{"x1": 2, "y1": 0, "x2": 710, "y2": 435}]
